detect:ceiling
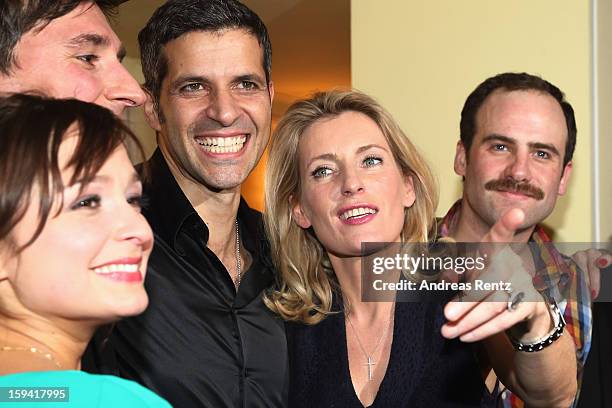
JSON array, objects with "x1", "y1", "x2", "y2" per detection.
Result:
[{"x1": 112, "y1": 0, "x2": 351, "y2": 113}]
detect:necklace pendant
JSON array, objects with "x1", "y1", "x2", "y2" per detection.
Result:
[{"x1": 366, "y1": 356, "x2": 375, "y2": 381}]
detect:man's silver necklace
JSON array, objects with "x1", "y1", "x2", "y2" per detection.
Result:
[{"x1": 234, "y1": 219, "x2": 241, "y2": 287}]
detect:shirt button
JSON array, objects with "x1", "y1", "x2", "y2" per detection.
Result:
[{"x1": 501, "y1": 391, "x2": 507, "y2": 400}]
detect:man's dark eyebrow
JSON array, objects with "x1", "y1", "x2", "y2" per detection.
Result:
[
  {"x1": 235, "y1": 73, "x2": 266, "y2": 84},
  {"x1": 529, "y1": 142, "x2": 560, "y2": 157},
  {"x1": 481, "y1": 134, "x2": 516, "y2": 146},
  {"x1": 481, "y1": 134, "x2": 561, "y2": 157},
  {"x1": 67, "y1": 33, "x2": 126, "y2": 61},
  {"x1": 67, "y1": 33, "x2": 110, "y2": 48},
  {"x1": 170, "y1": 75, "x2": 209, "y2": 91}
]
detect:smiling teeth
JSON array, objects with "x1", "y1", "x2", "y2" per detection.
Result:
[
  {"x1": 93, "y1": 264, "x2": 140, "y2": 274},
  {"x1": 197, "y1": 136, "x2": 247, "y2": 153},
  {"x1": 340, "y1": 207, "x2": 377, "y2": 220}
]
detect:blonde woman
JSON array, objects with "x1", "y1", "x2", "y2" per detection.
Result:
[
  {"x1": 264, "y1": 90, "x2": 576, "y2": 407},
  {"x1": 0, "y1": 94, "x2": 170, "y2": 407}
]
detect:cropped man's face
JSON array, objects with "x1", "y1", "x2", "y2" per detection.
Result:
[
  {"x1": 454, "y1": 89, "x2": 572, "y2": 231},
  {"x1": 0, "y1": 3, "x2": 145, "y2": 116},
  {"x1": 147, "y1": 29, "x2": 274, "y2": 191}
]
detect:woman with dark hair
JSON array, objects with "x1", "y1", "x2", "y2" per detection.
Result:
[
  {"x1": 264, "y1": 89, "x2": 576, "y2": 407},
  {"x1": 0, "y1": 94, "x2": 169, "y2": 407}
]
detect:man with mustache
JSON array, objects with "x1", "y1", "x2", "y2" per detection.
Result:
[
  {"x1": 84, "y1": 1, "x2": 287, "y2": 407},
  {"x1": 438, "y1": 72, "x2": 591, "y2": 407}
]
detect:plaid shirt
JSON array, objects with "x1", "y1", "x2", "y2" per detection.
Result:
[{"x1": 438, "y1": 200, "x2": 592, "y2": 408}]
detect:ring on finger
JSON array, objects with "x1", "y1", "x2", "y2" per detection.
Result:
[{"x1": 506, "y1": 290, "x2": 525, "y2": 312}]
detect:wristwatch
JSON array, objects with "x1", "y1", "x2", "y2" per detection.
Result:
[{"x1": 508, "y1": 296, "x2": 566, "y2": 353}]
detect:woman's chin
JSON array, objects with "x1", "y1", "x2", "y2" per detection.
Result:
[
  {"x1": 322, "y1": 230, "x2": 404, "y2": 259},
  {"x1": 122, "y1": 294, "x2": 149, "y2": 317},
  {"x1": 105, "y1": 292, "x2": 149, "y2": 320}
]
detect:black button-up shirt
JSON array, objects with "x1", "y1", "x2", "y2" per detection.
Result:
[{"x1": 84, "y1": 149, "x2": 288, "y2": 407}]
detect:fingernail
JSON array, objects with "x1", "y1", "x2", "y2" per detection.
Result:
[
  {"x1": 598, "y1": 258, "x2": 609, "y2": 268},
  {"x1": 446, "y1": 305, "x2": 458, "y2": 320},
  {"x1": 444, "y1": 325, "x2": 458, "y2": 338},
  {"x1": 592, "y1": 289, "x2": 598, "y2": 299}
]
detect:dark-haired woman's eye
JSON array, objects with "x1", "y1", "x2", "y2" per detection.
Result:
[
  {"x1": 127, "y1": 194, "x2": 149, "y2": 211},
  {"x1": 71, "y1": 195, "x2": 101, "y2": 210}
]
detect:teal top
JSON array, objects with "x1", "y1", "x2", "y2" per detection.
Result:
[{"x1": 0, "y1": 370, "x2": 171, "y2": 407}]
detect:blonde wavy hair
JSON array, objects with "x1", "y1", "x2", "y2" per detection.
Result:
[{"x1": 263, "y1": 90, "x2": 438, "y2": 324}]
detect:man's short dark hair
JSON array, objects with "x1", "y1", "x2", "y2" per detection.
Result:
[
  {"x1": 138, "y1": 0, "x2": 272, "y2": 111},
  {"x1": 460, "y1": 72, "x2": 577, "y2": 167},
  {"x1": 0, "y1": 0, "x2": 124, "y2": 75}
]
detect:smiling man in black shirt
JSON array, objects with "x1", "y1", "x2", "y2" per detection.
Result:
[{"x1": 84, "y1": 1, "x2": 287, "y2": 406}]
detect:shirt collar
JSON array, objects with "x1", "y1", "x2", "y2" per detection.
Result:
[
  {"x1": 141, "y1": 148, "x2": 273, "y2": 270},
  {"x1": 437, "y1": 199, "x2": 462, "y2": 238}
]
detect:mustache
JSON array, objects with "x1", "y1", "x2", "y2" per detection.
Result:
[{"x1": 484, "y1": 178, "x2": 544, "y2": 200}]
